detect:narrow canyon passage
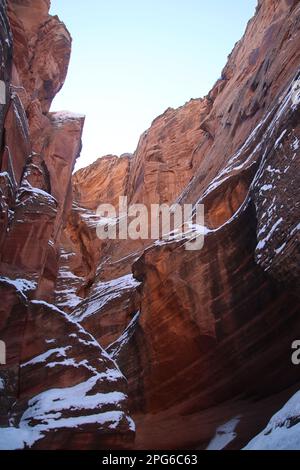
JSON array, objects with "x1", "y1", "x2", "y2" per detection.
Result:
[{"x1": 0, "y1": 0, "x2": 299, "y2": 451}]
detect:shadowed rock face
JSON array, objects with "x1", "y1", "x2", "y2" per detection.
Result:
[{"x1": 0, "y1": 0, "x2": 300, "y2": 450}]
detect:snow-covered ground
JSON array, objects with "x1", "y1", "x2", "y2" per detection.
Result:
[
  {"x1": 244, "y1": 390, "x2": 300, "y2": 450},
  {"x1": 206, "y1": 416, "x2": 240, "y2": 450}
]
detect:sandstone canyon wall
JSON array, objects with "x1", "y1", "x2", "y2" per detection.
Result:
[
  {"x1": 0, "y1": 0, "x2": 134, "y2": 450},
  {"x1": 0, "y1": 0, "x2": 300, "y2": 450}
]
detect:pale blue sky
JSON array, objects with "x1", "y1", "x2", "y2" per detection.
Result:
[{"x1": 50, "y1": 0, "x2": 257, "y2": 169}]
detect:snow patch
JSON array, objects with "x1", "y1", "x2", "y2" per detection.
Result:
[
  {"x1": 73, "y1": 274, "x2": 140, "y2": 322},
  {"x1": 244, "y1": 390, "x2": 300, "y2": 450},
  {"x1": 291, "y1": 137, "x2": 299, "y2": 151},
  {"x1": 0, "y1": 276, "x2": 36, "y2": 295},
  {"x1": 21, "y1": 347, "x2": 71, "y2": 368},
  {"x1": 275, "y1": 242, "x2": 287, "y2": 255},
  {"x1": 206, "y1": 416, "x2": 240, "y2": 450},
  {"x1": 257, "y1": 218, "x2": 283, "y2": 251},
  {"x1": 51, "y1": 111, "x2": 85, "y2": 122},
  {"x1": 259, "y1": 184, "x2": 273, "y2": 195},
  {"x1": 274, "y1": 129, "x2": 287, "y2": 148},
  {"x1": 0, "y1": 377, "x2": 5, "y2": 390},
  {"x1": 108, "y1": 312, "x2": 140, "y2": 358},
  {"x1": 17, "y1": 182, "x2": 57, "y2": 206}
]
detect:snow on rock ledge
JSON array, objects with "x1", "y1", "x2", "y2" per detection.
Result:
[
  {"x1": 0, "y1": 294, "x2": 135, "y2": 450},
  {"x1": 244, "y1": 390, "x2": 300, "y2": 450}
]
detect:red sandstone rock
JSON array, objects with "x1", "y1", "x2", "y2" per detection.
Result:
[
  {"x1": 0, "y1": 0, "x2": 134, "y2": 449},
  {"x1": 8, "y1": 0, "x2": 71, "y2": 113},
  {"x1": 58, "y1": 0, "x2": 300, "y2": 450},
  {"x1": 0, "y1": 0, "x2": 300, "y2": 451},
  {"x1": 0, "y1": 280, "x2": 134, "y2": 449}
]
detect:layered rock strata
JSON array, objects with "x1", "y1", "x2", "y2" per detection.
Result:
[
  {"x1": 0, "y1": 0, "x2": 299, "y2": 450},
  {"x1": 0, "y1": 0, "x2": 134, "y2": 449}
]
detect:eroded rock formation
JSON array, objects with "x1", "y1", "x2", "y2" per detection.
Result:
[
  {"x1": 0, "y1": 0, "x2": 299, "y2": 450},
  {"x1": 0, "y1": 0, "x2": 134, "y2": 449}
]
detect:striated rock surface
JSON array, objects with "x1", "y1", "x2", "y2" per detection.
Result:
[
  {"x1": 0, "y1": 0, "x2": 134, "y2": 449},
  {"x1": 56, "y1": 0, "x2": 300, "y2": 450},
  {"x1": 127, "y1": 99, "x2": 209, "y2": 205},
  {"x1": 73, "y1": 154, "x2": 131, "y2": 210},
  {"x1": 0, "y1": 283, "x2": 134, "y2": 449},
  {"x1": 0, "y1": 0, "x2": 300, "y2": 451}
]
